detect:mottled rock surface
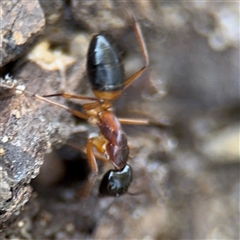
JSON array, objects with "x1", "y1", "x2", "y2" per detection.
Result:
[{"x1": 0, "y1": 1, "x2": 239, "y2": 239}]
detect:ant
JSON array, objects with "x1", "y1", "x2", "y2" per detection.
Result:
[{"x1": 33, "y1": 11, "x2": 150, "y2": 198}]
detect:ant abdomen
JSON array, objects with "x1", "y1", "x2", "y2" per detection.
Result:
[{"x1": 87, "y1": 34, "x2": 125, "y2": 99}]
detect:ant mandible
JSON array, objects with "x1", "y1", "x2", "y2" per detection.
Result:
[{"x1": 35, "y1": 11, "x2": 149, "y2": 197}]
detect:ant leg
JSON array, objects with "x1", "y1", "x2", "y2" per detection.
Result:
[
  {"x1": 118, "y1": 117, "x2": 170, "y2": 127},
  {"x1": 118, "y1": 118, "x2": 150, "y2": 125},
  {"x1": 89, "y1": 135, "x2": 109, "y2": 156},
  {"x1": 67, "y1": 142, "x2": 110, "y2": 163},
  {"x1": 42, "y1": 93, "x2": 99, "y2": 102},
  {"x1": 34, "y1": 94, "x2": 89, "y2": 120},
  {"x1": 42, "y1": 93, "x2": 102, "y2": 113},
  {"x1": 80, "y1": 136, "x2": 109, "y2": 198},
  {"x1": 79, "y1": 139, "x2": 99, "y2": 198},
  {"x1": 123, "y1": 11, "x2": 149, "y2": 90},
  {"x1": 131, "y1": 10, "x2": 149, "y2": 66}
]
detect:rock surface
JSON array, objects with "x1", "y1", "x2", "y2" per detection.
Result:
[{"x1": 0, "y1": 1, "x2": 239, "y2": 239}]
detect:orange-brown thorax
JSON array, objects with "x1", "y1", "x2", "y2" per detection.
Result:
[
  {"x1": 98, "y1": 111, "x2": 129, "y2": 170},
  {"x1": 83, "y1": 99, "x2": 129, "y2": 170}
]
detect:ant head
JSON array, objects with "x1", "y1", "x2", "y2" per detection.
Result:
[{"x1": 99, "y1": 164, "x2": 133, "y2": 197}]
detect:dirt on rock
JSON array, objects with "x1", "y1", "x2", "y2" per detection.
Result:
[{"x1": 0, "y1": 1, "x2": 239, "y2": 239}]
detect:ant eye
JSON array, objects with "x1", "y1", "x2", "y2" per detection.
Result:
[{"x1": 99, "y1": 165, "x2": 133, "y2": 197}]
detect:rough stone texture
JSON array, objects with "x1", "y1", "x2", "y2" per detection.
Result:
[
  {"x1": 0, "y1": 1, "x2": 239, "y2": 239},
  {"x1": 0, "y1": 0, "x2": 45, "y2": 67}
]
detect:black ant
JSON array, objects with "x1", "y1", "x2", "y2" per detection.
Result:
[{"x1": 33, "y1": 11, "x2": 149, "y2": 197}]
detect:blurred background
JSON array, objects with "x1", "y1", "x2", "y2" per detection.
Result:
[{"x1": 0, "y1": 1, "x2": 239, "y2": 239}]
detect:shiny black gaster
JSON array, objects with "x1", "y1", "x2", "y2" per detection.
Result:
[{"x1": 87, "y1": 34, "x2": 125, "y2": 92}]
